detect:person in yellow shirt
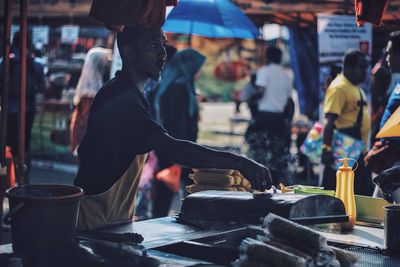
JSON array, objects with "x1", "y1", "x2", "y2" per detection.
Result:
[{"x1": 322, "y1": 50, "x2": 374, "y2": 196}]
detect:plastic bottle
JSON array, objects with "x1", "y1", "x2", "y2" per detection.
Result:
[{"x1": 335, "y1": 158, "x2": 357, "y2": 231}]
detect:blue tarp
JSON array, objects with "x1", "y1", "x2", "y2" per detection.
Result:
[{"x1": 289, "y1": 27, "x2": 320, "y2": 120}]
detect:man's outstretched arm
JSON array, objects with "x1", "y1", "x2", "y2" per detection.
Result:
[{"x1": 149, "y1": 132, "x2": 274, "y2": 191}]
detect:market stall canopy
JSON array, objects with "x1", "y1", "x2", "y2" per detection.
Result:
[
  {"x1": 0, "y1": 0, "x2": 93, "y2": 25},
  {"x1": 163, "y1": 0, "x2": 260, "y2": 39},
  {"x1": 1, "y1": 0, "x2": 91, "y2": 18},
  {"x1": 232, "y1": 0, "x2": 400, "y2": 27},
  {"x1": 2, "y1": 0, "x2": 400, "y2": 28},
  {"x1": 376, "y1": 106, "x2": 400, "y2": 139}
]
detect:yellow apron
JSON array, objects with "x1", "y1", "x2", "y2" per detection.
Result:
[{"x1": 77, "y1": 153, "x2": 148, "y2": 231}]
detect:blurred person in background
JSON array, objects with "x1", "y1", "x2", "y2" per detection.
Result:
[
  {"x1": 0, "y1": 31, "x2": 45, "y2": 172},
  {"x1": 321, "y1": 50, "x2": 373, "y2": 196},
  {"x1": 151, "y1": 48, "x2": 206, "y2": 218},
  {"x1": 370, "y1": 38, "x2": 393, "y2": 144},
  {"x1": 70, "y1": 46, "x2": 112, "y2": 155},
  {"x1": 323, "y1": 65, "x2": 342, "y2": 94},
  {"x1": 364, "y1": 32, "x2": 400, "y2": 195},
  {"x1": 240, "y1": 70, "x2": 259, "y2": 119},
  {"x1": 245, "y1": 46, "x2": 293, "y2": 183},
  {"x1": 379, "y1": 31, "x2": 400, "y2": 130}
]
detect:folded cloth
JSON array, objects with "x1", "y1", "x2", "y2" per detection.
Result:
[
  {"x1": 90, "y1": 0, "x2": 178, "y2": 28},
  {"x1": 373, "y1": 165, "x2": 400, "y2": 195}
]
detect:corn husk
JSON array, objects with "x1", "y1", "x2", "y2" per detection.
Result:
[
  {"x1": 331, "y1": 247, "x2": 358, "y2": 267},
  {"x1": 263, "y1": 213, "x2": 327, "y2": 250},
  {"x1": 240, "y1": 238, "x2": 307, "y2": 267}
]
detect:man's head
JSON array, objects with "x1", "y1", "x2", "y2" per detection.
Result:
[
  {"x1": 387, "y1": 31, "x2": 400, "y2": 72},
  {"x1": 117, "y1": 27, "x2": 167, "y2": 79},
  {"x1": 265, "y1": 46, "x2": 282, "y2": 65},
  {"x1": 343, "y1": 50, "x2": 368, "y2": 85}
]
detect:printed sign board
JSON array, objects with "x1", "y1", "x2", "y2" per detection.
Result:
[{"x1": 61, "y1": 25, "x2": 80, "y2": 44}]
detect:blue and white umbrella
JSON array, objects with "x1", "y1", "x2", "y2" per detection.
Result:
[{"x1": 163, "y1": 0, "x2": 260, "y2": 39}]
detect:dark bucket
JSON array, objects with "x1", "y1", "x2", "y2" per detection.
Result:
[
  {"x1": 384, "y1": 205, "x2": 400, "y2": 252},
  {"x1": 5, "y1": 184, "x2": 84, "y2": 259}
]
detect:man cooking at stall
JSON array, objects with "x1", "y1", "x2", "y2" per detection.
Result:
[{"x1": 74, "y1": 26, "x2": 274, "y2": 231}]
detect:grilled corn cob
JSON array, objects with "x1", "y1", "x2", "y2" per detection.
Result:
[
  {"x1": 191, "y1": 173, "x2": 235, "y2": 186},
  {"x1": 186, "y1": 184, "x2": 237, "y2": 194},
  {"x1": 241, "y1": 238, "x2": 307, "y2": 267},
  {"x1": 263, "y1": 213, "x2": 327, "y2": 250}
]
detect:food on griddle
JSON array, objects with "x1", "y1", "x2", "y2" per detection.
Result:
[
  {"x1": 233, "y1": 170, "x2": 252, "y2": 189},
  {"x1": 233, "y1": 175, "x2": 242, "y2": 186},
  {"x1": 263, "y1": 213, "x2": 327, "y2": 250},
  {"x1": 331, "y1": 247, "x2": 359, "y2": 267},
  {"x1": 186, "y1": 184, "x2": 237, "y2": 194},
  {"x1": 189, "y1": 173, "x2": 236, "y2": 186},
  {"x1": 192, "y1": 168, "x2": 234, "y2": 175},
  {"x1": 240, "y1": 238, "x2": 307, "y2": 267},
  {"x1": 235, "y1": 186, "x2": 248, "y2": 192},
  {"x1": 186, "y1": 169, "x2": 252, "y2": 193}
]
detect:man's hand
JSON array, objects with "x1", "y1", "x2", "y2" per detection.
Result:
[
  {"x1": 149, "y1": 133, "x2": 274, "y2": 190},
  {"x1": 106, "y1": 24, "x2": 125, "y2": 32},
  {"x1": 321, "y1": 149, "x2": 334, "y2": 166},
  {"x1": 240, "y1": 160, "x2": 273, "y2": 191}
]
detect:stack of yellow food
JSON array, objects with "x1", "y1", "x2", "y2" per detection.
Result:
[{"x1": 186, "y1": 169, "x2": 252, "y2": 194}]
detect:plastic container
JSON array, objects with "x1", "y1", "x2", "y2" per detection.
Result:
[
  {"x1": 293, "y1": 186, "x2": 335, "y2": 196},
  {"x1": 4, "y1": 184, "x2": 84, "y2": 260},
  {"x1": 335, "y1": 158, "x2": 357, "y2": 231}
]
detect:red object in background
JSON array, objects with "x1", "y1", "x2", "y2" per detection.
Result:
[
  {"x1": 6, "y1": 146, "x2": 15, "y2": 188},
  {"x1": 156, "y1": 164, "x2": 181, "y2": 193},
  {"x1": 359, "y1": 41, "x2": 370, "y2": 55},
  {"x1": 214, "y1": 61, "x2": 250, "y2": 82},
  {"x1": 355, "y1": 0, "x2": 390, "y2": 26}
]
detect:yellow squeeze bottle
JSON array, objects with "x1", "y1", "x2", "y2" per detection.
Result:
[{"x1": 335, "y1": 158, "x2": 357, "y2": 231}]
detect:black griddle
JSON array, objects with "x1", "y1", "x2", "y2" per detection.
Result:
[{"x1": 178, "y1": 191, "x2": 348, "y2": 226}]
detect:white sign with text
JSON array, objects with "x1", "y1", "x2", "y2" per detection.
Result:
[
  {"x1": 61, "y1": 25, "x2": 80, "y2": 44},
  {"x1": 318, "y1": 14, "x2": 372, "y2": 64},
  {"x1": 33, "y1": 26, "x2": 50, "y2": 45}
]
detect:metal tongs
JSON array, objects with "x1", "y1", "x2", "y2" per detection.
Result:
[{"x1": 77, "y1": 231, "x2": 144, "y2": 245}]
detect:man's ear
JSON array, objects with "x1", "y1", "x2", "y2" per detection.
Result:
[{"x1": 122, "y1": 45, "x2": 136, "y2": 62}]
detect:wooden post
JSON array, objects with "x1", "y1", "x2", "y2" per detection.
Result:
[
  {"x1": 1, "y1": 0, "x2": 13, "y2": 242},
  {"x1": 18, "y1": 0, "x2": 29, "y2": 185}
]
